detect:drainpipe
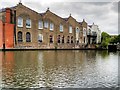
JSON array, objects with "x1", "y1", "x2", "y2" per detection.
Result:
[
  {"x1": 74, "y1": 27, "x2": 75, "y2": 49},
  {"x1": 14, "y1": 10, "x2": 17, "y2": 45},
  {"x1": 3, "y1": 23, "x2": 5, "y2": 50}
]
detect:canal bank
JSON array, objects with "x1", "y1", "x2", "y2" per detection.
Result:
[{"x1": 0, "y1": 48, "x2": 108, "y2": 51}]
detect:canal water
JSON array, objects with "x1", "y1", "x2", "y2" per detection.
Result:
[{"x1": 0, "y1": 50, "x2": 119, "y2": 88}]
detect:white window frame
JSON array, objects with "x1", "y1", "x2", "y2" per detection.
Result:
[
  {"x1": 76, "y1": 27, "x2": 79, "y2": 33},
  {"x1": 38, "y1": 34, "x2": 43, "y2": 42},
  {"x1": 83, "y1": 28, "x2": 86, "y2": 36},
  {"x1": 69, "y1": 25, "x2": 72, "y2": 33},
  {"x1": 38, "y1": 20, "x2": 43, "y2": 29},
  {"x1": 60, "y1": 24, "x2": 63, "y2": 32},
  {"x1": 44, "y1": 21, "x2": 48, "y2": 28},
  {"x1": 17, "y1": 17, "x2": 23, "y2": 27},
  {"x1": 50, "y1": 22, "x2": 54, "y2": 31},
  {"x1": 26, "y1": 18, "x2": 31, "y2": 28}
]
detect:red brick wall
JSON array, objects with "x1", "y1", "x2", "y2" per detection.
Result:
[
  {"x1": 6, "y1": 8, "x2": 11, "y2": 23},
  {"x1": 0, "y1": 20, "x2": 3, "y2": 49},
  {"x1": 5, "y1": 23, "x2": 14, "y2": 48}
]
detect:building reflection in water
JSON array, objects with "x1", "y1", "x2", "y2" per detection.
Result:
[
  {"x1": 2, "y1": 52, "x2": 14, "y2": 88},
  {"x1": 0, "y1": 52, "x2": 3, "y2": 88},
  {"x1": 41, "y1": 50, "x2": 98, "y2": 87},
  {"x1": 2, "y1": 51, "x2": 40, "y2": 88},
  {"x1": 1, "y1": 50, "x2": 118, "y2": 88}
]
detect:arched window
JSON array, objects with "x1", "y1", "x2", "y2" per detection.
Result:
[
  {"x1": 57, "y1": 35, "x2": 60, "y2": 43},
  {"x1": 50, "y1": 35, "x2": 53, "y2": 43},
  {"x1": 76, "y1": 40, "x2": 79, "y2": 45},
  {"x1": 76, "y1": 27, "x2": 79, "y2": 44},
  {"x1": 71, "y1": 36, "x2": 74, "y2": 43},
  {"x1": 76, "y1": 27, "x2": 79, "y2": 33},
  {"x1": 17, "y1": 17, "x2": 23, "y2": 27},
  {"x1": 26, "y1": 18, "x2": 31, "y2": 28},
  {"x1": 83, "y1": 28, "x2": 86, "y2": 36},
  {"x1": 67, "y1": 36, "x2": 70, "y2": 43},
  {"x1": 18, "y1": 31, "x2": 23, "y2": 42},
  {"x1": 26, "y1": 32, "x2": 31, "y2": 42},
  {"x1": 62, "y1": 36, "x2": 64, "y2": 43},
  {"x1": 84, "y1": 37, "x2": 86, "y2": 43},
  {"x1": 38, "y1": 34, "x2": 43, "y2": 43}
]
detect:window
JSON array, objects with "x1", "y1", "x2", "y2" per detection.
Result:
[
  {"x1": 71, "y1": 36, "x2": 73, "y2": 43},
  {"x1": 38, "y1": 20, "x2": 43, "y2": 29},
  {"x1": 62, "y1": 36, "x2": 64, "y2": 43},
  {"x1": 18, "y1": 31, "x2": 23, "y2": 42},
  {"x1": 67, "y1": 36, "x2": 70, "y2": 43},
  {"x1": 26, "y1": 18, "x2": 31, "y2": 28},
  {"x1": 50, "y1": 22, "x2": 54, "y2": 31},
  {"x1": 76, "y1": 40, "x2": 79, "y2": 45},
  {"x1": 50, "y1": 35, "x2": 53, "y2": 43},
  {"x1": 26, "y1": 32, "x2": 31, "y2": 42},
  {"x1": 69, "y1": 25, "x2": 72, "y2": 33},
  {"x1": 60, "y1": 24, "x2": 63, "y2": 32},
  {"x1": 76, "y1": 27, "x2": 79, "y2": 33},
  {"x1": 38, "y1": 34, "x2": 43, "y2": 43},
  {"x1": 83, "y1": 28, "x2": 86, "y2": 36},
  {"x1": 84, "y1": 37, "x2": 86, "y2": 43},
  {"x1": 17, "y1": 17, "x2": 23, "y2": 27},
  {"x1": 44, "y1": 21, "x2": 48, "y2": 28},
  {"x1": 57, "y1": 35, "x2": 60, "y2": 43}
]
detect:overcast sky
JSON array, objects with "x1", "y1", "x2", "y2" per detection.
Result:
[{"x1": 0, "y1": 0, "x2": 119, "y2": 35}]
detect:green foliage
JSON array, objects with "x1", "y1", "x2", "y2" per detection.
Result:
[
  {"x1": 101, "y1": 32, "x2": 120, "y2": 49},
  {"x1": 101, "y1": 32, "x2": 110, "y2": 41},
  {"x1": 110, "y1": 36, "x2": 117, "y2": 44},
  {"x1": 101, "y1": 41, "x2": 108, "y2": 48},
  {"x1": 109, "y1": 34, "x2": 120, "y2": 44},
  {"x1": 117, "y1": 34, "x2": 120, "y2": 43},
  {"x1": 101, "y1": 32, "x2": 111, "y2": 49}
]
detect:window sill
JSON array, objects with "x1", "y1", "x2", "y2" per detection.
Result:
[
  {"x1": 26, "y1": 27, "x2": 31, "y2": 29},
  {"x1": 26, "y1": 26, "x2": 31, "y2": 29},
  {"x1": 17, "y1": 26, "x2": 23, "y2": 28},
  {"x1": 38, "y1": 28, "x2": 43, "y2": 30},
  {"x1": 50, "y1": 30, "x2": 54, "y2": 31}
]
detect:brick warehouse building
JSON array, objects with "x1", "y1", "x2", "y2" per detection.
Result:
[{"x1": 0, "y1": 2, "x2": 100, "y2": 49}]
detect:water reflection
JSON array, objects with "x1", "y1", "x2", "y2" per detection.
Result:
[
  {"x1": 0, "y1": 52, "x2": 3, "y2": 89},
  {"x1": 1, "y1": 50, "x2": 118, "y2": 88}
]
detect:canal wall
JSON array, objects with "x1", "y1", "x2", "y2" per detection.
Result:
[{"x1": 0, "y1": 47, "x2": 108, "y2": 51}]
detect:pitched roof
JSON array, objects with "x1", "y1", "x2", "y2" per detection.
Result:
[
  {"x1": 42, "y1": 9, "x2": 68, "y2": 22},
  {"x1": 39, "y1": 12, "x2": 46, "y2": 17},
  {"x1": 0, "y1": 8, "x2": 6, "y2": 12},
  {"x1": 78, "y1": 22, "x2": 82, "y2": 25},
  {"x1": 88, "y1": 25, "x2": 92, "y2": 28},
  {"x1": 0, "y1": 6, "x2": 16, "y2": 13},
  {"x1": 62, "y1": 18, "x2": 69, "y2": 21},
  {"x1": 0, "y1": 3, "x2": 91, "y2": 27}
]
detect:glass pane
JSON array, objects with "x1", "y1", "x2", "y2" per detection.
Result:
[
  {"x1": 18, "y1": 17, "x2": 23, "y2": 27},
  {"x1": 26, "y1": 19, "x2": 31, "y2": 28}
]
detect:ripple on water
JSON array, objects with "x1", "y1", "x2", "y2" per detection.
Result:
[{"x1": 2, "y1": 51, "x2": 118, "y2": 88}]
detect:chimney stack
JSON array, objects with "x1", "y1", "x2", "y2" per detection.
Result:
[{"x1": 5, "y1": 8, "x2": 11, "y2": 23}]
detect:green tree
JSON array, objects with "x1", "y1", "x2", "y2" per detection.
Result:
[
  {"x1": 117, "y1": 34, "x2": 120, "y2": 43},
  {"x1": 109, "y1": 34, "x2": 120, "y2": 44},
  {"x1": 101, "y1": 32, "x2": 111, "y2": 49}
]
